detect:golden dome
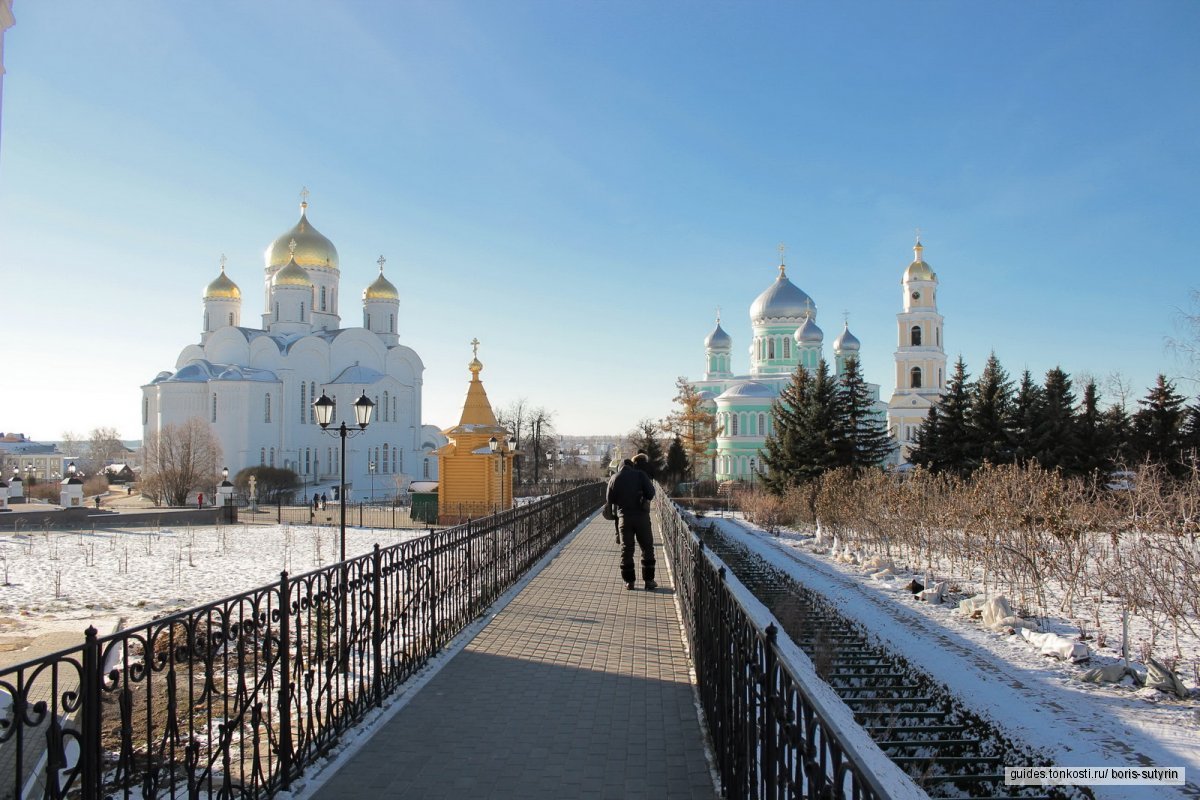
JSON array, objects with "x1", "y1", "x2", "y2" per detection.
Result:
[
  {"x1": 273, "y1": 257, "x2": 312, "y2": 288},
  {"x1": 264, "y1": 201, "x2": 339, "y2": 271},
  {"x1": 204, "y1": 264, "x2": 241, "y2": 300},
  {"x1": 904, "y1": 240, "x2": 936, "y2": 281},
  {"x1": 364, "y1": 265, "x2": 399, "y2": 301}
]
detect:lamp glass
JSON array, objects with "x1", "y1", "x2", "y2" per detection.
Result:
[
  {"x1": 313, "y1": 393, "x2": 335, "y2": 427},
  {"x1": 67, "y1": 462, "x2": 76, "y2": 476},
  {"x1": 353, "y1": 392, "x2": 375, "y2": 428},
  {"x1": 489, "y1": 436, "x2": 498, "y2": 453}
]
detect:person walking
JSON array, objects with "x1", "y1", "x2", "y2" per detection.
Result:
[
  {"x1": 197, "y1": 492, "x2": 204, "y2": 509},
  {"x1": 606, "y1": 455, "x2": 657, "y2": 591}
]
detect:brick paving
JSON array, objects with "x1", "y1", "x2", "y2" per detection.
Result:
[{"x1": 308, "y1": 512, "x2": 717, "y2": 800}]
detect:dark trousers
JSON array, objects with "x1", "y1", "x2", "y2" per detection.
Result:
[{"x1": 619, "y1": 513, "x2": 655, "y2": 583}]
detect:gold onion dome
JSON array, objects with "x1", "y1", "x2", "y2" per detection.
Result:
[
  {"x1": 904, "y1": 238, "x2": 936, "y2": 281},
  {"x1": 273, "y1": 257, "x2": 312, "y2": 288},
  {"x1": 205, "y1": 265, "x2": 241, "y2": 300},
  {"x1": 265, "y1": 201, "x2": 340, "y2": 271},
  {"x1": 364, "y1": 263, "x2": 399, "y2": 301}
]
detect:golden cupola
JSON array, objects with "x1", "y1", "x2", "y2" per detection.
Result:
[
  {"x1": 205, "y1": 262, "x2": 241, "y2": 300},
  {"x1": 363, "y1": 259, "x2": 399, "y2": 301},
  {"x1": 904, "y1": 237, "x2": 936, "y2": 282},
  {"x1": 273, "y1": 255, "x2": 312, "y2": 288},
  {"x1": 264, "y1": 198, "x2": 340, "y2": 272}
]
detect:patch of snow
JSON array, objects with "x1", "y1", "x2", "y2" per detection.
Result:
[{"x1": 699, "y1": 513, "x2": 1199, "y2": 800}]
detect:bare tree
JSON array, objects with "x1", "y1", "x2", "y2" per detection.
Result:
[
  {"x1": 140, "y1": 418, "x2": 223, "y2": 506},
  {"x1": 497, "y1": 398, "x2": 530, "y2": 483},
  {"x1": 84, "y1": 426, "x2": 126, "y2": 475},
  {"x1": 1166, "y1": 288, "x2": 1200, "y2": 387}
]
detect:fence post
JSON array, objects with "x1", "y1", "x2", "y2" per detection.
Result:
[
  {"x1": 372, "y1": 544, "x2": 383, "y2": 708},
  {"x1": 80, "y1": 626, "x2": 101, "y2": 800},
  {"x1": 277, "y1": 570, "x2": 293, "y2": 788},
  {"x1": 762, "y1": 623, "x2": 778, "y2": 799}
]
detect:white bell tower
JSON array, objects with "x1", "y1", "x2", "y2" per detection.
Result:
[{"x1": 887, "y1": 235, "x2": 947, "y2": 461}]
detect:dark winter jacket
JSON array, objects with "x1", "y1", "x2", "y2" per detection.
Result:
[{"x1": 606, "y1": 461, "x2": 655, "y2": 517}]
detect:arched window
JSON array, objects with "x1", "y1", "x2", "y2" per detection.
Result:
[
  {"x1": 270, "y1": 448, "x2": 275, "y2": 467},
  {"x1": 212, "y1": 393, "x2": 217, "y2": 422},
  {"x1": 300, "y1": 302, "x2": 305, "y2": 321},
  {"x1": 300, "y1": 382, "x2": 307, "y2": 423},
  {"x1": 395, "y1": 448, "x2": 400, "y2": 473},
  {"x1": 142, "y1": 398, "x2": 148, "y2": 425},
  {"x1": 366, "y1": 313, "x2": 371, "y2": 328},
  {"x1": 331, "y1": 289, "x2": 336, "y2": 312},
  {"x1": 204, "y1": 311, "x2": 210, "y2": 331},
  {"x1": 938, "y1": 368, "x2": 943, "y2": 387},
  {"x1": 910, "y1": 325, "x2": 922, "y2": 346},
  {"x1": 758, "y1": 413, "x2": 766, "y2": 435},
  {"x1": 305, "y1": 448, "x2": 311, "y2": 474},
  {"x1": 783, "y1": 337, "x2": 790, "y2": 359},
  {"x1": 320, "y1": 286, "x2": 327, "y2": 311},
  {"x1": 264, "y1": 393, "x2": 271, "y2": 423},
  {"x1": 423, "y1": 458, "x2": 430, "y2": 479},
  {"x1": 260, "y1": 448, "x2": 266, "y2": 466},
  {"x1": 389, "y1": 314, "x2": 395, "y2": 333},
  {"x1": 383, "y1": 392, "x2": 389, "y2": 422},
  {"x1": 731, "y1": 415, "x2": 739, "y2": 436},
  {"x1": 768, "y1": 338, "x2": 776, "y2": 359},
  {"x1": 274, "y1": 302, "x2": 279, "y2": 321},
  {"x1": 383, "y1": 444, "x2": 389, "y2": 473},
  {"x1": 911, "y1": 366, "x2": 923, "y2": 389},
  {"x1": 310, "y1": 383, "x2": 317, "y2": 423}
]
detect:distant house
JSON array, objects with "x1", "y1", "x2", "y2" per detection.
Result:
[{"x1": 103, "y1": 464, "x2": 136, "y2": 484}]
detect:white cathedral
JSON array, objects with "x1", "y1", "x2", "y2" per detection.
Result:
[
  {"x1": 688, "y1": 238, "x2": 947, "y2": 480},
  {"x1": 142, "y1": 196, "x2": 446, "y2": 497}
]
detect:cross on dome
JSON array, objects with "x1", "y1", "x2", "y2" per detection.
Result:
[
  {"x1": 288, "y1": 238, "x2": 298, "y2": 255},
  {"x1": 219, "y1": 254, "x2": 227, "y2": 272},
  {"x1": 777, "y1": 242, "x2": 787, "y2": 276},
  {"x1": 377, "y1": 254, "x2": 387, "y2": 272},
  {"x1": 299, "y1": 186, "x2": 310, "y2": 209},
  {"x1": 715, "y1": 305, "x2": 721, "y2": 324},
  {"x1": 471, "y1": 337, "x2": 480, "y2": 358}
]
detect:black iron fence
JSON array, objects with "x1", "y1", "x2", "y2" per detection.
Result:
[
  {"x1": 0, "y1": 484, "x2": 603, "y2": 799},
  {"x1": 656, "y1": 497, "x2": 899, "y2": 800}
]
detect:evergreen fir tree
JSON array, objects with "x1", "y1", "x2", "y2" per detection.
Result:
[
  {"x1": 1130, "y1": 375, "x2": 1187, "y2": 472},
  {"x1": 800, "y1": 359, "x2": 841, "y2": 479},
  {"x1": 760, "y1": 364, "x2": 813, "y2": 494},
  {"x1": 933, "y1": 357, "x2": 974, "y2": 475},
  {"x1": 968, "y1": 352, "x2": 1015, "y2": 468},
  {"x1": 1075, "y1": 380, "x2": 1111, "y2": 477},
  {"x1": 909, "y1": 406, "x2": 941, "y2": 469},
  {"x1": 1182, "y1": 399, "x2": 1200, "y2": 462},
  {"x1": 1012, "y1": 369, "x2": 1043, "y2": 465},
  {"x1": 1099, "y1": 404, "x2": 1131, "y2": 469},
  {"x1": 833, "y1": 356, "x2": 894, "y2": 470},
  {"x1": 629, "y1": 419, "x2": 666, "y2": 479},
  {"x1": 665, "y1": 435, "x2": 689, "y2": 490},
  {"x1": 1029, "y1": 367, "x2": 1079, "y2": 472}
]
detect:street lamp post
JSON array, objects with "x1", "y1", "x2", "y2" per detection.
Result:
[
  {"x1": 313, "y1": 391, "x2": 375, "y2": 562},
  {"x1": 369, "y1": 460, "x2": 376, "y2": 503}
]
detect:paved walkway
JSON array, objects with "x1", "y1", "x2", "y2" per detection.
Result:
[{"x1": 308, "y1": 512, "x2": 717, "y2": 800}]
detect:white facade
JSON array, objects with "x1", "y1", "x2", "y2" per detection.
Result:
[{"x1": 142, "y1": 200, "x2": 446, "y2": 497}]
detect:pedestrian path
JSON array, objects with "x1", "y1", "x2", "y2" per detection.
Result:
[{"x1": 306, "y1": 512, "x2": 717, "y2": 800}]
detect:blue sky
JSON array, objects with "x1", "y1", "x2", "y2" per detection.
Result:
[{"x1": 1, "y1": 1, "x2": 1197, "y2": 441}]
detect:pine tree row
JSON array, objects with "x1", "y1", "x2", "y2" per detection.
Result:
[{"x1": 911, "y1": 354, "x2": 1200, "y2": 478}]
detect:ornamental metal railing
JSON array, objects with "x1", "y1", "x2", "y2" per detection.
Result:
[
  {"x1": 656, "y1": 497, "x2": 898, "y2": 800},
  {"x1": 0, "y1": 483, "x2": 603, "y2": 799}
]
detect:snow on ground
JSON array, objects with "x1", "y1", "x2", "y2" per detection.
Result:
[
  {"x1": 701, "y1": 512, "x2": 1200, "y2": 800},
  {"x1": 0, "y1": 524, "x2": 430, "y2": 640}
]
